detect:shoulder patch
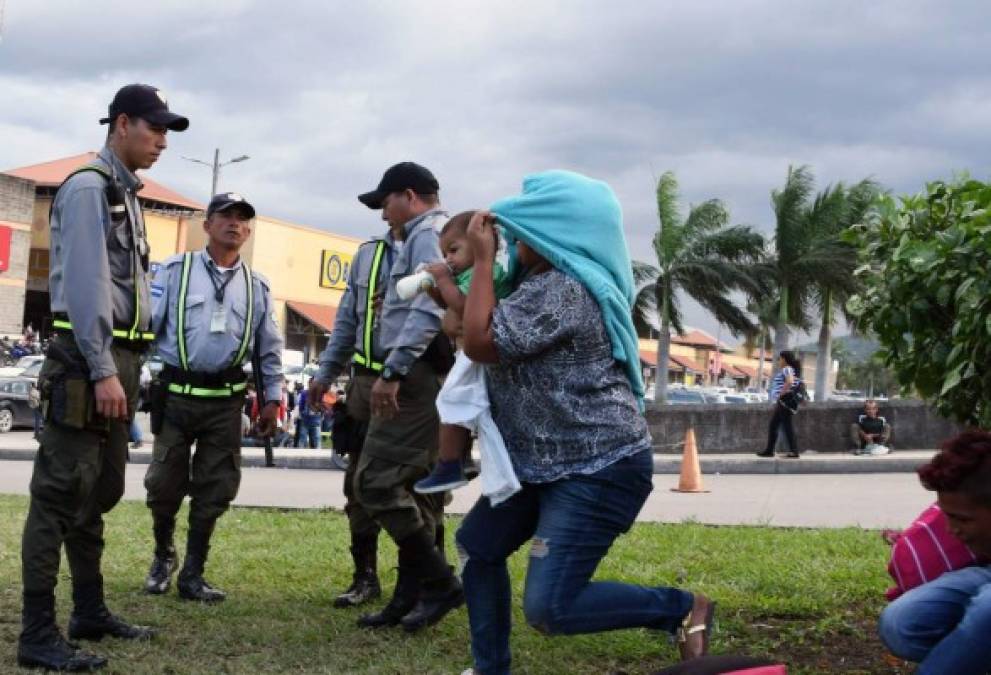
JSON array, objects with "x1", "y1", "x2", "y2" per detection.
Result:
[{"x1": 150, "y1": 282, "x2": 165, "y2": 298}]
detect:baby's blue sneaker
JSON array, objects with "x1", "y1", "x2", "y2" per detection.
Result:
[{"x1": 414, "y1": 459, "x2": 468, "y2": 494}]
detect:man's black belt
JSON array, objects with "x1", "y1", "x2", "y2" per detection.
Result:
[{"x1": 161, "y1": 364, "x2": 247, "y2": 389}]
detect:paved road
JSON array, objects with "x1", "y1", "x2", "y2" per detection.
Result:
[{"x1": 0, "y1": 458, "x2": 931, "y2": 529}]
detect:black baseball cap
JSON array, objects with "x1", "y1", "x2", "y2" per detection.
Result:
[
  {"x1": 358, "y1": 162, "x2": 439, "y2": 209},
  {"x1": 99, "y1": 84, "x2": 189, "y2": 132},
  {"x1": 207, "y1": 192, "x2": 256, "y2": 219}
]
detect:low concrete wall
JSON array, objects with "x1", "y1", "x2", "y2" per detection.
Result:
[{"x1": 645, "y1": 399, "x2": 962, "y2": 454}]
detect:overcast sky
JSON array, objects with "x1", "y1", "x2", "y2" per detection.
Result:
[{"x1": 2, "y1": 1, "x2": 989, "y2": 341}]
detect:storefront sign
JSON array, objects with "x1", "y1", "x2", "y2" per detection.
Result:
[
  {"x1": 0, "y1": 226, "x2": 10, "y2": 273},
  {"x1": 319, "y1": 250, "x2": 352, "y2": 290}
]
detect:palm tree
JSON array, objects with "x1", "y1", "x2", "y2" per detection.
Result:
[
  {"x1": 633, "y1": 171, "x2": 766, "y2": 403},
  {"x1": 745, "y1": 296, "x2": 778, "y2": 391},
  {"x1": 809, "y1": 179, "x2": 881, "y2": 401},
  {"x1": 765, "y1": 165, "x2": 819, "y2": 360}
]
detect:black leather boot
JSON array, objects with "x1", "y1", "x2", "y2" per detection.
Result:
[
  {"x1": 68, "y1": 578, "x2": 155, "y2": 641},
  {"x1": 177, "y1": 528, "x2": 226, "y2": 603},
  {"x1": 333, "y1": 533, "x2": 382, "y2": 608},
  {"x1": 398, "y1": 526, "x2": 465, "y2": 633},
  {"x1": 18, "y1": 590, "x2": 108, "y2": 671},
  {"x1": 357, "y1": 543, "x2": 419, "y2": 628},
  {"x1": 145, "y1": 516, "x2": 177, "y2": 595}
]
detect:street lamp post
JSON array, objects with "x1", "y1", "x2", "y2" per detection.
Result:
[{"x1": 182, "y1": 149, "x2": 250, "y2": 198}]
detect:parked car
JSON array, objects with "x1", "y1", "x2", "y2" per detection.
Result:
[
  {"x1": 0, "y1": 377, "x2": 36, "y2": 432},
  {"x1": 664, "y1": 389, "x2": 710, "y2": 405},
  {"x1": 0, "y1": 354, "x2": 44, "y2": 378}
]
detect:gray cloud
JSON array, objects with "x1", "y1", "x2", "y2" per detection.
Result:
[{"x1": 2, "y1": 0, "x2": 990, "y2": 339}]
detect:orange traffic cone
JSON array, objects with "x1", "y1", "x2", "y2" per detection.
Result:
[{"x1": 671, "y1": 427, "x2": 709, "y2": 493}]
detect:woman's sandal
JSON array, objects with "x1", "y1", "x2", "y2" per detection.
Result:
[{"x1": 677, "y1": 595, "x2": 716, "y2": 660}]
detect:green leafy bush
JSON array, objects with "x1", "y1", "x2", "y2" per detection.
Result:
[{"x1": 847, "y1": 177, "x2": 991, "y2": 426}]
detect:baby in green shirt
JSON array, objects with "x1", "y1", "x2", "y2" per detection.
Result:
[{"x1": 415, "y1": 211, "x2": 511, "y2": 494}]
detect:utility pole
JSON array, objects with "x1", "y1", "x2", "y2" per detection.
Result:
[{"x1": 182, "y1": 149, "x2": 250, "y2": 198}]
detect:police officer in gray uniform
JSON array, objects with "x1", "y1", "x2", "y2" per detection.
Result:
[
  {"x1": 312, "y1": 235, "x2": 389, "y2": 609},
  {"x1": 18, "y1": 84, "x2": 188, "y2": 672},
  {"x1": 311, "y1": 162, "x2": 463, "y2": 633},
  {"x1": 143, "y1": 192, "x2": 283, "y2": 602}
]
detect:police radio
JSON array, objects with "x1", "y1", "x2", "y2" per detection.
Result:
[{"x1": 105, "y1": 178, "x2": 127, "y2": 225}]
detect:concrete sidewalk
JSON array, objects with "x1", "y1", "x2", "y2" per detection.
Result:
[
  {"x1": 0, "y1": 456, "x2": 932, "y2": 529},
  {"x1": 0, "y1": 431, "x2": 935, "y2": 474}
]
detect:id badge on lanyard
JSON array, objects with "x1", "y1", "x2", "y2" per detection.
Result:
[{"x1": 210, "y1": 305, "x2": 228, "y2": 333}]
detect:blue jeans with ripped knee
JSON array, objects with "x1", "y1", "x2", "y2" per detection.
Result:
[{"x1": 455, "y1": 448, "x2": 694, "y2": 675}]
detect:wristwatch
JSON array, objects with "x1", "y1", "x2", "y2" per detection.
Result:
[{"x1": 380, "y1": 365, "x2": 404, "y2": 382}]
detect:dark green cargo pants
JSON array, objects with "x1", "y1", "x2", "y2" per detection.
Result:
[
  {"x1": 342, "y1": 373, "x2": 381, "y2": 539},
  {"x1": 143, "y1": 393, "x2": 243, "y2": 532},
  {"x1": 356, "y1": 361, "x2": 445, "y2": 542},
  {"x1": 21, "y1": 336, "x2": 141, "y2": 595}
]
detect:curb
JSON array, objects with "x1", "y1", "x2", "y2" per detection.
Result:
[
  {"x1": 655, "y1": 454, "x2": 931, "y2": 475},
  {"x1": 0, "y1": 447, "x2": 930, "y2": 474}
]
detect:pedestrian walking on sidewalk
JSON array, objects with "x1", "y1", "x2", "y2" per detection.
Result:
[
  {"x1": 756, "y1": 351, "x2": 803, "y2": 458},
  {"x1": 142, "y1": 192, "x2": 283, "y2": 603}
]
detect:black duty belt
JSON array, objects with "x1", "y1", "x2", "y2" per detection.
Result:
[{"x1": 161, "y1": 364, "x2": 247, "y2": 398}]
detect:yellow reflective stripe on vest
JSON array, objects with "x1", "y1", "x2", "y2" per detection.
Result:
[
  {"x1": 232, "y1": 262, "x2": 254, "y2": 366},
  {"x1": 167, "y1": 381, "x2": 247, "y2": 397},
  {"x1": 177, "y1": 253, "x2": 254, "y2": 371},
  {"x1": 352, "y1": 241, "x2": 386, "y2": 371},
  {"x1": 352, "y1": 353, "x2": 384, "y2": 371},
  {"x1": 51, "y1": 319, "x2": 153, "y2": 342},
  {"x1": 176, "y1": 252, "x2": 194, "y2": 370}
]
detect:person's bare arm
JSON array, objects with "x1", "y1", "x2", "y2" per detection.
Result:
[
  {"x1": 425, "y1": 263, "x2": 466, "y2": 315},
  {"x1": 462, "y1": 212, "x2": 499, "y2": 363}
]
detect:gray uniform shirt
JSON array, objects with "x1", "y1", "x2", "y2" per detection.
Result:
[
  {"x1": 151, "y1": 249, "x2": 284, "y2": 402},
  {"x1": 315, "y1": 236, "x2": 391, "y2": 383},
  {"x1": 49, "y1": 145, "x2": 152, "y2": 380},
  {"x1": 378, "y1": 209, "x2": 446, "y2": 374}
]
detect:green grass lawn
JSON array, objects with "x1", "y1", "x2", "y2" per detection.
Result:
[{"x1": 0, "y1": 494, "x2": 909, "y2": 674}]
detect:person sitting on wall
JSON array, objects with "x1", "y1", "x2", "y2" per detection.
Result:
[{"x1": 851, "y1": 399, "x2": 891, "y2": 455}]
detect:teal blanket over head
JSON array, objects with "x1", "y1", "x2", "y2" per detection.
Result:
[{"x1": 490, "y1": 170, "x2": 645, "y2": 409}]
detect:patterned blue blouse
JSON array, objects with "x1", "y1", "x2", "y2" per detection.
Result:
[{"x1": 486, "y1": 269, "x2": 652, "y2": 483}]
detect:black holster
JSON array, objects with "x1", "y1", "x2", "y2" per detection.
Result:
[
  {"x1": 149, "y1": 378, "x2": 168, "y2": 435},
  {"x1": 41, "y1": 340, "x2": 105, "y2": 433}
]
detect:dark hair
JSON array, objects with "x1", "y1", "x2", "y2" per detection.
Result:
[
  {"x1": 416, "y1": 192, "x2": 439, "y2": 206},
  {"x1": 918, "y1": 431, "x2": 991, "y2": 507},
  {"x1": 441, "y1": 211, "x2": 476, "y2": 238},
  {"x1": 779, "y1": 350, "x2": 801, "y2": 378}
]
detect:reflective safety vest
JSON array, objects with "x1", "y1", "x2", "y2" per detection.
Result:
[
  {"x1": 170, "y1": 251, "x2": 253, "y2": 397},
  {"x1": 351, "y1": 241, "x2": 387, "y2": 372},
  {"x1": 51, "y1": 164, "x2": 151, "y2": 343}
]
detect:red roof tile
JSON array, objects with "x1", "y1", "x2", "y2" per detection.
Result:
[
  {"x1": 4, "y1": 152, "x2": 203, "y2": 211},
  {"x1": 669, "y1": 354, "x2": 702, "y2": 372},
  {"x1": 671, "y1": 329, "x2": 718, "y2": 348}
]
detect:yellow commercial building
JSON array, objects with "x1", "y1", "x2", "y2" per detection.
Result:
[{"x1": 4, "y1": 153, "x2": 365, "y2": 361}]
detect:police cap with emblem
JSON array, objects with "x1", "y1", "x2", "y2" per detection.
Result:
[
  {"x1": 99, "y1": 84, "x2": 190, "y2": 132},
  {"x1": 207, "y1": 192, "x2": 256, "y2": 220}
]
